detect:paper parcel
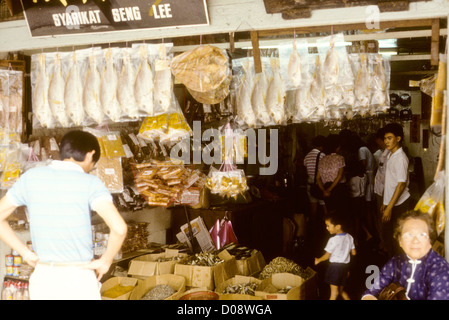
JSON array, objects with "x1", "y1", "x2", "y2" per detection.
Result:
[
  {"x1": 101, "y1": 277, "x2": 139, "y2": 300},
  {"x1": 174, "y1": 250, "x2": 238, "y2": 291},
  {"x1": 255, "y1": 273, "x2": 305, "y2": 300},
  {"x1": 128, "y1": 249, "x2": 188, "y2": 279},
  {"x1": 176, "y1": 216, "x2": 216, "y2": 253},
  {"x1": 129, "y1": 274, "x2": 186, "y2": 300}
]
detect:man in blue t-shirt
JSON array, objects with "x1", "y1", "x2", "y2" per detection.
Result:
[{"x1": 0, "y1": 130, "x2": 127, "y2": 299}]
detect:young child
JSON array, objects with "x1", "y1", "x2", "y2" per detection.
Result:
[{"x1": 315, "y1": 214, "x2": 356, "y2": 300}]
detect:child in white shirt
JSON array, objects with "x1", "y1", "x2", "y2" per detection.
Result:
[{"x1": 315, "y1": 214, "x2": 356, "y2": 300}]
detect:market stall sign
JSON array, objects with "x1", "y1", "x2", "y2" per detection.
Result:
[{"x1": 20, "y1": 0, "x2": 209, "y2": 37}]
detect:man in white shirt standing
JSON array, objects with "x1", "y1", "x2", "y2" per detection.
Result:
[{"x1": 381, "y1": 123, "x2": 411, "y2": 257}]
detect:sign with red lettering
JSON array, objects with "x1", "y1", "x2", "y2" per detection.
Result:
[{"x1": 20, "y1": 0, "x2": 209, "y2": 37}]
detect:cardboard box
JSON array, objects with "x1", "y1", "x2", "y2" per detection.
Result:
[
  {"x1": 255, "y1": 268, "x2": 317, "y2": 300},
  {"x1": 128, "y1": 249, "x2": 188, "y2": 279},
  {"x1": 128, "y1": 274, "x2": 186, "y2": 300},
  {"x1": 101, "y1": 277, "x2": 139, "y2": 300},
  {"x1": 235, "y1": 250, "x2": 266, "y2": 276},
  {"x1": 215, "y1": 275, "x2": 262, "y2": 300},
  {"x1": 254, "y1": 273, "x2": 305, "y2": 300},
  {"x1": 174, "y1": 250, "x2": 238, "y2": 290}
]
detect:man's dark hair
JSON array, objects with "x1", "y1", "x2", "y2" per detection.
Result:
[
  {"x1": 60, "y1": 130, "x2": 101, "y2": 163},
  {"x1": 383, "y1": 122, "x2": 404, "y2": 142}
]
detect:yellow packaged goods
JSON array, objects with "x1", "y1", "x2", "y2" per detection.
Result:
[
  {"x1": 170, "y1": 45, "x2": 230, "y2": 93},
  {"x1": 1, "y1": 162, "x2": 20, "y2": 188},
  {"x1": 138, "y1": 112, "x2": 191, "y2": 142},
  {"x1": 100, "y1": 133, "x2": 125, "y2": 158}
]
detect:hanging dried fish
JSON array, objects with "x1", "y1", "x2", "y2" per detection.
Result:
[
  {"x1": 323, "y1": 42, "x2": 339, "y2": 88},
  {"x1": 236, "y1": 62, "x2": 257, "y2": 127},
  {"x1": 64, "y1": 52, "x2": 85, "y2": 126},
  {"x1": 118, "y1": 50, "x2": 139, "y2": 119},
  {"x1": 83, "y1": 52, "x2": 104, "y2": 125},
  {"x1": 33, "y1": 54, "x2": 55, "y2": 128},
  {"x1": 251, "y1": 70, "x2": 272, "y2": 126},
  {"x1": 288, "y1": 40, "x2": 302, "y2": 88},
  {"x1": 100, "y1": 48, "x2": 122, "y2": 122},
  {"x1": 49, "y1": 54, "x2": 71, "y2": 127},
  {"x1": 266, "y1": 59, "x2": 286, "y2": 125},
  {"x1": 370, "y1": 54, "x2": 387, "y2": 114},
  {"x1": 309, "y1": 55, "x2": 325, "y2": 120},
  {"x1": 134, "y1": 46, "x2": 154, "y2": 116},
  {"x1": 354, "y1": 53, "x2": 370, "y2": 116}
]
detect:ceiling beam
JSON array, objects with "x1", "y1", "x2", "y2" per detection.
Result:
[{"x1": 257, "y1": 18, "x2": 437, "y2": 37}]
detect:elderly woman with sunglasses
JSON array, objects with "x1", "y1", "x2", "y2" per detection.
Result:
[{"x1": 362, "y1": 210, "x2": 449, "y2": 300}]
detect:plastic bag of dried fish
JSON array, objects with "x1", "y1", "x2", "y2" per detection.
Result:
[
  {"x1": 306, "y1": 55, "x2": 326, "y2": 122},
  {"x1": 279, "y1": 38, "x2": 308, "y2": 91},
  {"x1": 0, "y1": 69, "x2": 24, "y2": 133},
  {"x1": 317, "y1": 34, "x2": 349, "y2": 120},
  {"x1": 82, "y1": 48, "x2": 106, "y2": 126},
  {"x1": 369, "y1": 53, "x2": 391, "y2": 115},
  {"x1": 231, "y1": 58, "x2": 257, "y2": 128},
  {"x1": 31, "y1": 53, "x2": 56, "y2": 129}
]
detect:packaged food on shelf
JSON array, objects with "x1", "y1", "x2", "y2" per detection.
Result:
[{"x1": 92, "y1": 156, "x2": 124, "y2": 194}]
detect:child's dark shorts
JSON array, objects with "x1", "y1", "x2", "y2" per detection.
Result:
[{"x1": 325, "y1": 262, "x2": 350, "y2": 286}]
